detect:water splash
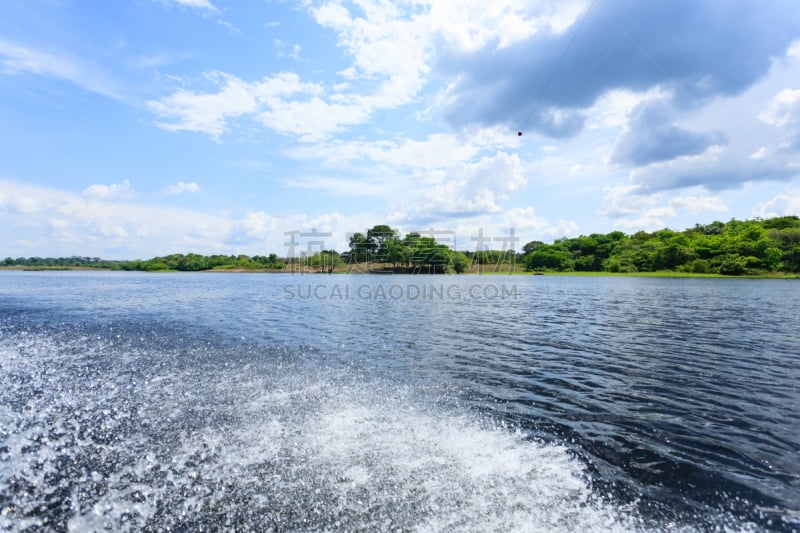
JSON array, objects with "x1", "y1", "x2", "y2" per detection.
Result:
[{"x1": 0, "y1": 326, "x2": 642, "y2": 532}]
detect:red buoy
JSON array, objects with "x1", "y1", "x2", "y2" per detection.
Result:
[{"x1": 517, "y1": 131, "x2": 523, "y2": 137}]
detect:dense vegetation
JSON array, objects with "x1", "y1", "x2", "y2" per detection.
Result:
[
  {"x1": 2, "y1": 253, "x2": 285, "y2": 272},
  {"x1": 521, "y1": 216, "x2": 800, "y2": 275},
  {"x1": 3, "y1": 216, "x2": 800, "y2": 275}
]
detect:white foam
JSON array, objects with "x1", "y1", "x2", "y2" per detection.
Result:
[{"x1": 0, "y1": 330, "x2": 721, "y2": 532}]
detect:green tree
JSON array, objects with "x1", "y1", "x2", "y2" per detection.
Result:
[
  {"x1": 348, "y1": 232, "x2": 373, "y2": 262},
  {"x1": 367, "y1": 224, "x2": 398, "y2": 261},
  {"x1": 522, "y1": 240, "x2": 545, "y2": 254},
  {"x1": 716, "y1": 254, "x2": 747, "y2": 275},
  {"x1": 690, "y1": 259, "x2": 710, "y2": 274},
  {"x1": 449, "y1": 251, "x2": 470, "y2": 273},
  {"x1": 308, "y1": 250, "x2": 343, "y2": 272},
  {"x1": 783, "y1": 245, "x2": 800, "y2": 273},
  {"x1": 408, "y1": 236, "x2": 451, "y2": 273},
  {"x1": 523, "y1": 244, "x2": 574, "y2": 271}
]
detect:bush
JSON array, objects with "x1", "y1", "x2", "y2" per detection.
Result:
[
  {"x1": 690, "y1": 259, "x2": 710, "y2": 274},
  {"x1": 717, "y1": 255, "x2": 747, "y2": 275},
  {"x1": 144, "y1": 261, "x2": 170, "y2": 272}
]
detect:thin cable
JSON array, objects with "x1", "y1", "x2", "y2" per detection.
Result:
[{"x1": 519, "y1": 0, "x2": 598, "y2": 133}]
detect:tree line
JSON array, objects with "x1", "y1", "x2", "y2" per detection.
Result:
[
  {"x1": 521, "y1": 216, "x2": 800, "y2": 274},
  {"x1": 4, "y1": 216, "x2": 800, "y2": 275},
  {"x1": 3, "y1": 253, "x2": 285, "y2": 272}
]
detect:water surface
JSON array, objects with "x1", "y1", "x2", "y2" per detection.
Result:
[{"x1": 1, "y1": 271, "x2": 798, "y2": 531}]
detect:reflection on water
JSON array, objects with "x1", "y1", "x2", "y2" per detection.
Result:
[{"x1": 0, "y1": 271, "x2": 798, "y2": 531}]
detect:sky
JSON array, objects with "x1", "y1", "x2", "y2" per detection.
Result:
[{"x1": 1, "y1": 0, "x2": 800, "y2": 259}]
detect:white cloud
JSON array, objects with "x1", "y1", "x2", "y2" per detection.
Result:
[
  {"x1": 273, "y1": 39, "x2": 302, "y2": 60},
  {"x1": 310, "y1": 0, "x2": 427, "y2": 87},
  {"x1": 612, "y1": 215, "x2": 668, "y2": 233},
  {"x1": 287, "y1": 128, "x2": 513, "y2": 170},
  {"x1": 752, "y1": 188, "x2": 800, "y2": 218},
  {"x1": 759, "y1": 89, "x2": 800, "y2": 127},
  {"x1": 0, "y1": 190, "x2": 41, "y2": 214},
  {"x1": 428, "y1": 0, "x2": 584, "y2": 52},
  {"x1": 258, "y1": 96, "x2": 372, "y2": 142},
  {"x1": 392, "y1": 151, "x2": 527, "y2": 222},
  {"x1": 0, "y1": 179, "x2": 231, "y2": 257},
  {"x1": 225, "y1": 210, "x2": 361, "y2": 253},
  {"x1": 0, "y1": 39, "x2": 119, "y2": 99},
  {"x1": 668, "y1": 195, "x2": 728, "y2": 214},
  {"x1": 162, "y1": 181, "x2": 201, "y2": 195},
  {"x1": 600, "y1": 183, "x2": 727, "y2": 231},
  {"x1": 226, "y1": 211, "x2": 284, "y2": 245},
  {"x1": 2, "y1": 179, "x2": 361, "y2": 258},
  {"x1": 148, "y1": 71, "x2": 322, "y2": 140},
  {"x1": 788, "y1": 40, "x2": 800, "y2": 58},
  {"x1": 589, "y1": 88, "x2": 669, "y2": 129},
  {"x1": 163, "y1": 0, "x2": 218, "y2": 13},
  {"x1": 750, "y1": 147, "x2": 769, "y2": 159},
  {"x1": 150, "y1": 0, "x2": 434, "y2": 141},
  {"x1": 148, "y1": 73, "x2": 258, "y2": 140},
  {"x1": 502, "y1": 207, "x2": 578, "y2": 239},
  {"x1": 82, "y1": 180, "x2": 135, "y2": 201},
  {"x1": 599, "y1": 184, "x2": 660, "y2": 218}
]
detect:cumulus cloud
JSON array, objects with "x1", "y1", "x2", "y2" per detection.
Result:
[
  {"x1": 600, "y1": 183, "x2": 727, "y2": 229},
  {"x1": 148, "y1": 72, "x2": 321, "y2": 140},
  {"x1": 148, "y1": 69, "x2": 404, "y2": 142},
  {"x1": 759, "y1": 89, "x2": 800, "y2": 127},
  {"x1": 226, "y1": 211, "x2": 284, "y2": 245},
  {"x1": 225, "y1": 210, "x2": 356, "y2": 253},
  {"x1": 502, "y1": 207, "x2": 578, "y2": 239},
  {"x1": 308, "y1": 0, "x2": 428, "y2": 105},
  {"x1": 161, "y1": 181, "x2": 200, "y2": 195},
  {"x1": 599, "y1": 183, "x2": 660, "y2": 218},
  {"x1": 752, "y1": 188, "x2": 800, "y2": 218},
  {"x1": 82, "y1": 180, "x2": 135, "y2": 201},
  {"x1": 611, "y1": 98, "x2": 726, "y2": 166},
  {"x1": 668, "y1": 195, "x2": 728, "y2": 214},
  {"x1": 436, "y1": 0, "x2": 800, "y2": 135},
  {"x1": 392, "y1": 151, "x2": 526, "y2": 224},
  {"x1": 759, "y1": 88, "x2": 800, "y2": 152}
]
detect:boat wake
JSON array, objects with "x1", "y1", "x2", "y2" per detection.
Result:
[{"x1": 0, "y1": 322, "x2": 760, "y2": 532}]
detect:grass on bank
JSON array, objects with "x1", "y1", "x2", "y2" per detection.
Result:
[{"x1": 528, "y1": 270, "x2": 799, "y2": 279}]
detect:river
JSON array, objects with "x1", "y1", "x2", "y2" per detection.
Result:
[{"x1": 0, "y1": 271, "x2": 798, "y2": 531}]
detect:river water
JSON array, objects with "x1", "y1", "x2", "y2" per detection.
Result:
[{"x1": 0, "y1": 271, "x2": 798, "y2": 531}]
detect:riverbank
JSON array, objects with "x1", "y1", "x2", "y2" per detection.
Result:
[{"x1": 2, "y1": 265, "x2": 798, "y2": 278}]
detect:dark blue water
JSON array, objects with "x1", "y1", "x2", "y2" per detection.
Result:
[{"x1": 1, "y1": 271, "x2": 798, "y2": 531}]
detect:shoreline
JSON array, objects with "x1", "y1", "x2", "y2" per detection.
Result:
[{"x1": 1, "y1": 265, "x2": 797, "y2": 279}]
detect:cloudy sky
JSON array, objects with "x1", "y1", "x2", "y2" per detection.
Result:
[{"x1": 2, "y1": 0, "x2": 800, "y2": 259}]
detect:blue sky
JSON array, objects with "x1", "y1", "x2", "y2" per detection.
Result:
[{"x1": 1, "y1": 0, "x2": 800, "y2": 259}]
